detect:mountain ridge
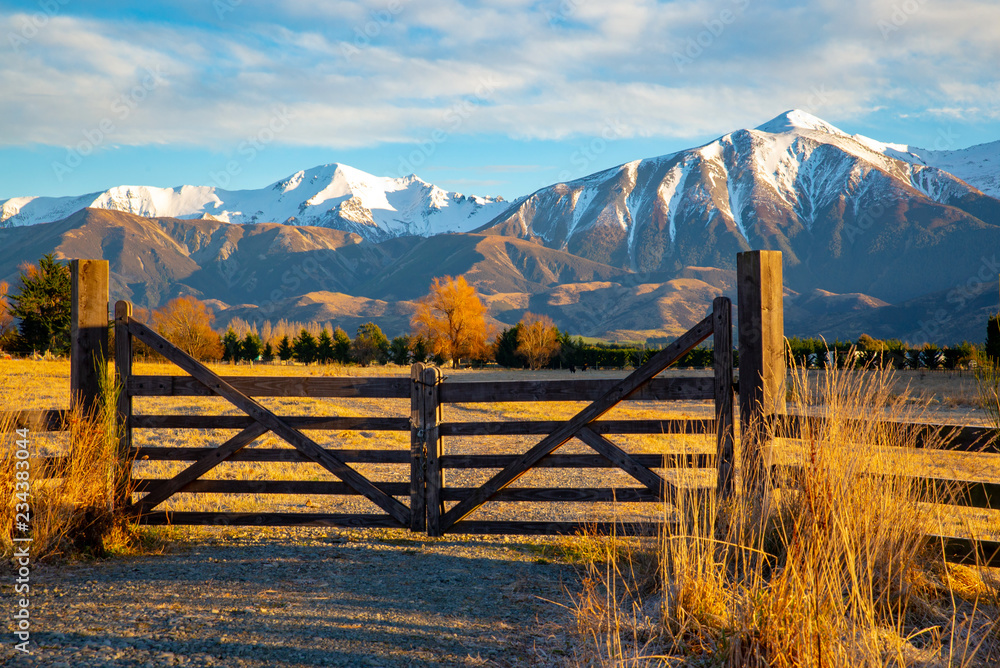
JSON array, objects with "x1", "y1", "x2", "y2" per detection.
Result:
[{"x1": 0, "y1": 163, "x2": 508, "y2": 242}]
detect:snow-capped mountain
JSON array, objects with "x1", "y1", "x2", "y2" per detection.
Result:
[
  {"x1": 0, "y1": 163, "x2": 508, "y2": 242},
  {"x1": 477, "y1": 110, "x2": 1000, "y2": 302},
  {"x1": 853, "y1": 134, "x2": 1000, "y2": 199}
]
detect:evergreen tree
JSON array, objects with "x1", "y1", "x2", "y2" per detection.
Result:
[
  {"x1": 556, "y1": 330, "x2": 583, "y2": 369},
  {"x1": 332, "y1": 327, "x2": 352, "y2": 364},
  {"x1": 316, "y1": 329, "x2": 335, "y2": 364},
  {"x1": 277, "y1": 335, "x2": 293, "y2": 361},
  {"x1": 262, "y1": 341, "x2": 274, "y2": 363},
  {"x1": 241, "y1": 332, "x2": 263, "y2": 361},
  {"x1": 987, "y1": 314, "x2": 1000, "y2": 363},
  {"x1": 919, "y1": 343, "x2": 941, "y2": 370},
  {"x1": 222, "y1": 327, "x2": 241, "y2": 362},
  {"x1": 292, "y1": 329, "x2": 318, "y2": 364},
  {"x1": 410, "y1": 336, "x2": 430, "y2": 363},
  {"x1": 9, "y1": 254, "x2": 72, "y2": 354},
  {"x1": 388, "y1": 335, "x2": 411, "y2": 365},
  {"x1": 493, "y1": 325, "x2": 523, "y2": 368}
]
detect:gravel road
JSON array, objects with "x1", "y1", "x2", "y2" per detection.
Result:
[{"x1": 3, "y1": 527, "x2": 583, "y2": 668}]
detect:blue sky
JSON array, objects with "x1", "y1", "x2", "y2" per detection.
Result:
[{"x1": 2, "y1": 0, "x2": 998, "y2": 201}]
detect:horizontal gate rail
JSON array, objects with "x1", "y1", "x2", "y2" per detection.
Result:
[
  {"x1": 127, "y1": 375, "x2": 713, "y2": 401},
  {"x1": 128, "y1": 375, "x2": 409, "y2": 397},
  {"x1": 131, "y1": 415, "x2": 410, "y2": 430},
  {"x1": 130, "y1": 416, "x2": 715, "y2": 434},
  {"x1": 439, "y1": 418, "x2": 716, "y2": 436},
  {"x1": 133, "y1": 479, "x2": 412, "y2": 496},
  {"x1": 0, "y1": 409, "x2": 69, "y2": 432},
  {"x1": 131, "y1": 447, "x2": 412, "y2": 463},
  {"x1": 130, "y1": 480, "x2": 709, "y2": 503},
  {"x1": 437, "y1": 377, "x2": 714, "y2": 402},
  {"x1": 140, "y1": 512, "x2": 406, "y2": 528},
  {"x1": 440, "y1": 453, "x2": 714, "y2": 469}
]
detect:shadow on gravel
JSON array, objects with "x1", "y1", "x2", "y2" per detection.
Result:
[{"x1": 24, "y1": 531, "x2": 579, "y2": 667}]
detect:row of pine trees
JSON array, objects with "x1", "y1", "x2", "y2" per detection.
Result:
[{"x1": 219, "y1": 322, "x2": 441, "y2": 366}]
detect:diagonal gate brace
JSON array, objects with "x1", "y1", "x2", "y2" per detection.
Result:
[
  {"x1": 438, "y1": 313, "x2": 713, "y2": 532},
  {"x1": 575, "y1": 427, "x2": 674, "y2": 498},
  {"x1": 126, "y1": 319, "x2": 410, "y2": 526},
  {"x1": 131, "y1": 423, "x2": 268, "y2": 514}
]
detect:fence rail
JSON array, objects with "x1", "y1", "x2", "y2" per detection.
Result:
[
  {"x1": 773, "y1": 414, "x2": 998, "y2": 453},
  {"x1": 0, "y1": 409, "x2": 69, "y2": 432}
]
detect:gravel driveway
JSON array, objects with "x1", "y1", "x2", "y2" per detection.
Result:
[{"x1": 3, "y1": 527, "x2": 583, "y2": 667}]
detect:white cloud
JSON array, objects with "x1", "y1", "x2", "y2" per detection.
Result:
[{"x1": 1, "y1": 0, "x2": 999, "y2": 153}]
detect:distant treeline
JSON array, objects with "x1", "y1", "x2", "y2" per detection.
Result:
[
  {"x1": 786, "y1": 336, "x2": 982, "y2": 370},
  {"x1": 493, "y1": 330, "x2": 718, "y2": 370},
  {"x1": 492, "y1": 332, "x2": 987, "y2": 371}
]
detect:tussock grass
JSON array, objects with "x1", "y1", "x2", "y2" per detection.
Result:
[
  {"x1": 1, "y1": 363, "x2": 153, "y2": 560},
  {"x1": 573, "y1": 363, "x2": 1000, "y2": 667},
  {"x1": 973, "y1": 358, "x2": 1000, "y2": 432}
]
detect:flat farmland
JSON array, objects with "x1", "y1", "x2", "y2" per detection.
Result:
[{"x1": 3, "y1": 359, "x2": 999, "y2": 666}]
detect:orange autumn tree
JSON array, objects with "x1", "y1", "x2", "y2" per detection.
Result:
[
  {"x1": 0, "y1": 281, "x2": 14, "y2": 350},
  {"x1": 151, "y1": 295, "x2": 223, "y2": 360},
  {"x1": 411, "y1": 275, "x2": 491, "y2": 367},
  {"x1": 516, "y1": 312, "x2": 561, "y2": 370}
]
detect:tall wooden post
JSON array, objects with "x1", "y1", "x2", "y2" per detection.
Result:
[
  {"x1": 409, "y1": 362, "x2": 427, "y2": 532},
  {"x1": 420, "y1": 366, "x2": 444, "y2": 536},
  {"x1": 70, "y1": 260, "x2": 109, "y2": 416},
  {"x1": 712, "y1": 296, "x2": 735, "y2": 501},
  {"x1": 737, "y1": 251, "x2": 785, "y2": 502},
  {"x1": 114, "y1": 301, "x2": 134, "y2": 510}
]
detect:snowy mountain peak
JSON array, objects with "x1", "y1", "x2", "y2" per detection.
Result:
[
  {"x1": 755, "y1": 109, "x2": 847, "y2": 137},
  {"x1": 0, "y1": 163, "x2": 510, "y2": 241}
]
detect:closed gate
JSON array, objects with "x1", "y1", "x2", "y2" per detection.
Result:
[{"x1": 115, "y1": 297, "x2": 735, "y2": 535}]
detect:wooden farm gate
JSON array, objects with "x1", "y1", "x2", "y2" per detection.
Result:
[{"x1": 115, "y1": 295, "x2": 736, "y2": 534}]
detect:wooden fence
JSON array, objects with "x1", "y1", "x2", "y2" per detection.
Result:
[{"x1": 2, "y1": 253, "x2": 998, "y2": 566}]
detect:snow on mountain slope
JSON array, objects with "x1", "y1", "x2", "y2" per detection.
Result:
[
  {"x1": 477, "y1": 110, "x2": 1000, "y2": 302},
  {"x1": 0, "y1": 163, "x2": 508, "y2": 242},
  {"x1": 853, "y1": 134, "x2": 1000, "y2": 199}
]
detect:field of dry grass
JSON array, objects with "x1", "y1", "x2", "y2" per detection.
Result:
[{"x1": 4, "y1": 357, "x2": 1000, "y2": 666}]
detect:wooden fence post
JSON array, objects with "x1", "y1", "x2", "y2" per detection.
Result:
[
  {"x1": 114, "y1": 301, "x2": 133, "y2": 511},
  {"x1": 712, "y1": 296, "x2": 735, "y2": 501},
  {"x1": 409, "y1": 362, "x2": 426, "y2": 532},
  {"x1": 70, "y1": 259, "x2": 109, "y2": 416},
  {"x1": 421, "y1": 366, "x2": 444, "y2": 536},
  {"x1": 737, "y1": 251, "x2": 785, "y2": 503}
]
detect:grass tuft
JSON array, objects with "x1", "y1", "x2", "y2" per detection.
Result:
[
  {"x1": 573, "y1": 361, "x2": 1000, "y2": 667},
  {"x1": 1, "y1": 360, "x2": 155, "y2": 560}
]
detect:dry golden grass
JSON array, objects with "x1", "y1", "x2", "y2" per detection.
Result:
[
  {"x1": 572, "y1": 363, "x2": 1000, "y2": 667},
  {"x1": 0, "y1": 362, "x2": 150, "y2": 560}
]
